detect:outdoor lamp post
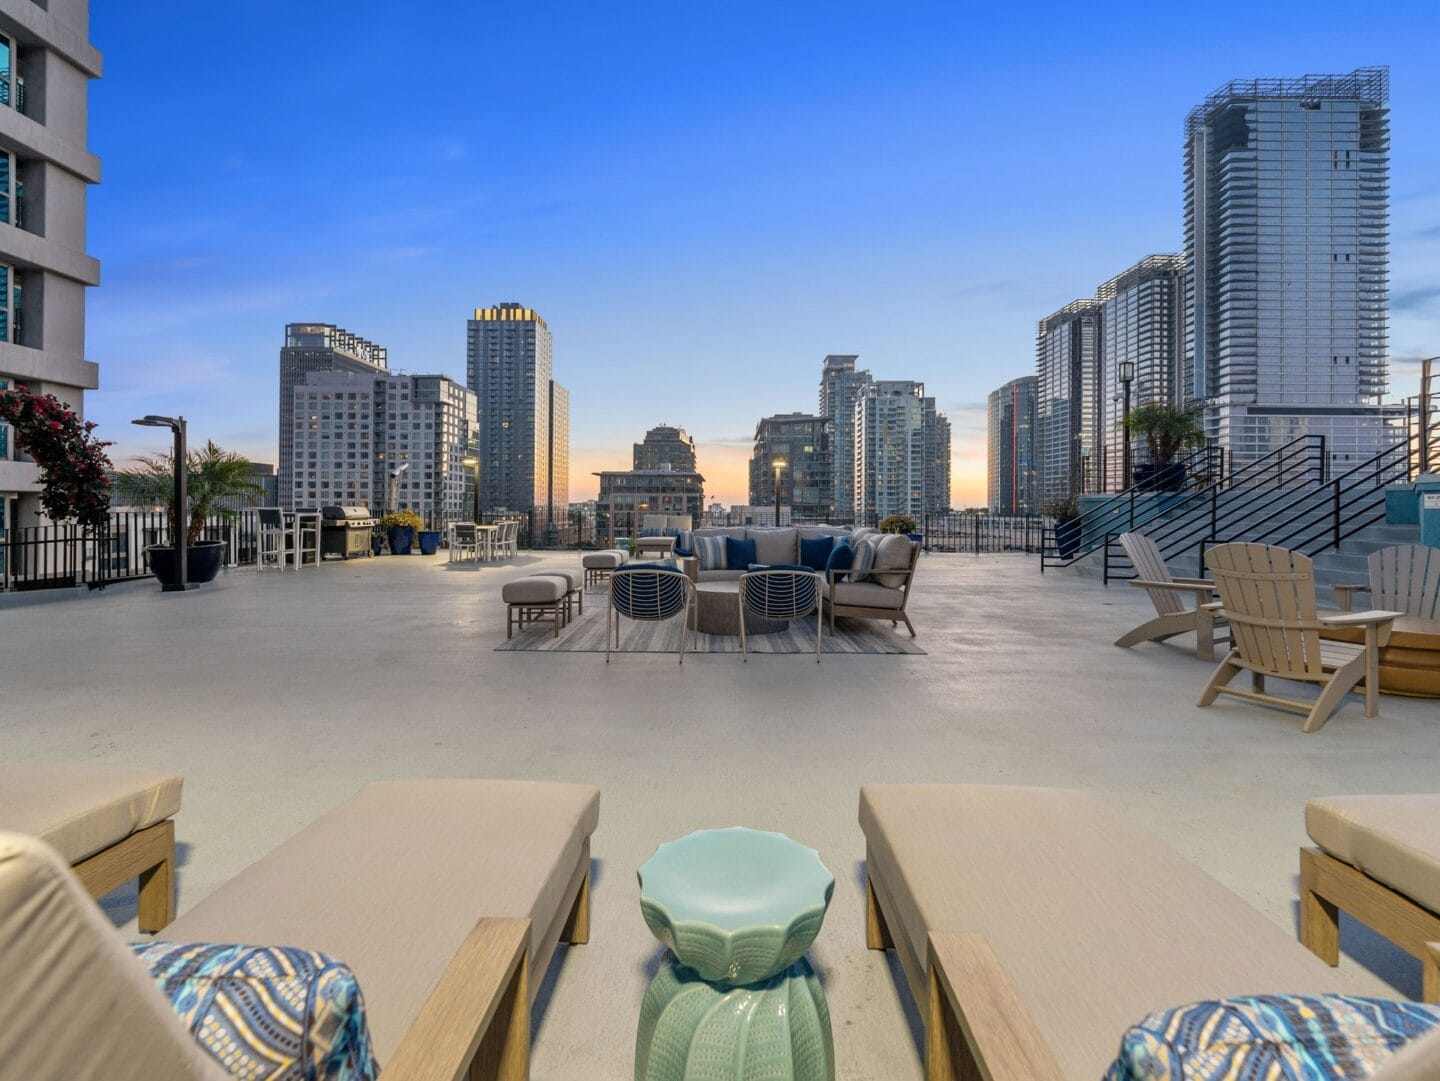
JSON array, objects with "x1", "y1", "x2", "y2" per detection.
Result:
[
  {"x1": 1118, "y1": 361, "x2": 1136, "y2": 488},
  {"x1": 771, "y1": 456, "x2": 787, "y2": 526},
  {"x1": 462, "y1": 456, "x2": 480, "y2": 523},
  {"x1": 131, "y1": 414, "x2": 189, "y2": 592}
]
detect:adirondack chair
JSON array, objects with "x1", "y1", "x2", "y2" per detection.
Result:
[
  {"x1": 1198, "y1": 543, "x2": 1402, "y2": 733},
  {"x1": 1332, "y1": 544, "x2": 1440, "y2": 619},
  {"x1": 1113, "y1": 531, "x2": 1222, "y2": 660}
]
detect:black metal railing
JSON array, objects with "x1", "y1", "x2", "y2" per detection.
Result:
[
  {"x1": 1097, "y1": 435, "x2": 1328, "y2": 583},
  {"x1": 1038, "y1": 444, "x2": 1226, "y2": 572},
  {"x1": 921, "y1": 514, "x2": 1045, "y2": 553}
]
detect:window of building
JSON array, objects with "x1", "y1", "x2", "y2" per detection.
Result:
[{"x1": 0, "y1": 263, "x2": 20, "y2": 344}]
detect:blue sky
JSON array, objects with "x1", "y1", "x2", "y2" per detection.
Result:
[{"x1": 86, "y1": 1, "x2": 1440, "y2": 505}]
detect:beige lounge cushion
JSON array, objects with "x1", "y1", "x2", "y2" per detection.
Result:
[
  {"x1": 828, "y1": 580, "x2": 904, "y2": 610},
  {"x1": 851, "y1": 525, "x2": 878, "y2": 544},
  {"x1": 502, "y1": 576, "x2": 566, "y2": 603},
  {"x1": 870, "y1": 533, "x2": 914, "y2": 587},
  {"x1": 0, "y1": 762, "x2": 183, "y2": 865},
  {"x1": 1373, "y1": 1024, "x2": 1440, "y2": 1080},
  {"x1": 1306, "y1": 794, "x2": 1440, "y2": 915},
  {"x1": 748, "y1": 528, "x2": 798, "y2": 567},
  {"x1": 860, "y1": 784, "x2": 1348, "y2": 1081},
  {"x1": 162, "y1": 779, "x2": 598, "y2": 1062},
  {"x1": 537, "y1": 569, "x2": 580, "y2": 590},
  {"x1": 0, "y1": 831, "x2": 227, "y2": 1081},
  {"x1": 582, "y1": 551, "x2": 625, "y2": 569}
]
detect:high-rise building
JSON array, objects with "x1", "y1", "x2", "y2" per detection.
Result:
[
  {"x1": 278, "y1": 323, "x2": 388, "y2": 510},
  {"x1": 1097, "y1": 255, "x2": 1186, "y2": 490},
  {"x1": 1036, "y1": 299, "x2": 1103, "y2": 505},
  {"x1": 633, "y1": 424, "x2": 697, "y2": 472},
  {"x1": 855, "y1": 381, "x2": 929, "y2": 521},
  {"x1": 987, "y1": 376, "x2": 1039, "y2": 515},
  {"x1": 921, "y1": 397, "x2": 952, "y2": 514},
  {"x1": 594, "y1": 467, "x2": 705, "y2": 542},
  {"x1": 819, "y1": 354, "x2": 872, "y2": 522},
  {"x1": 0, "y1": 0, "x2": 102, "y2": 531},
  {"x1": 548, "y1": 379, "x2": 569, "y2": 522},
  {"x1": 288, "y1": 370, "x2": 475, "y2": 521},
  {"x1": 467, "y1": 303, "x2": 559, "y2": 518},
  {"x1": 1185, "y1": 67, "x2": 1394, "y2": 472},
  {"x1": 749, "y1": 413, "x2": 834, "y2": 521}
]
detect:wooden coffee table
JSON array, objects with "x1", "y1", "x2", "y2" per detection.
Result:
[
  {"x1": 689, "y1": 580, "x2": 788, "y2": 636},
  {"x1": 1323, "y1": 615, "x2": 1440, "y2": 697}
]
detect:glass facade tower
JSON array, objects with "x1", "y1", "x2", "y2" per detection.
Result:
[
  {"x1": 466, "y1": 303, "x2": 554, "y2": 517},
  {"x1": 1036, "y1": 300, "x2": 1103, "y2": 505},
  {"x1": 1184, "y1": 67, "x2": 1394, "y2": 472},
  {"x1": 987, "y1": 376, "x2": 1038, "y2": 515},
  {"x1": 749, "y1": 413, "x2": 835, "y2": 520},
  {"x1": 819, "y1": 355, "x2": 872, "y2": 521}
]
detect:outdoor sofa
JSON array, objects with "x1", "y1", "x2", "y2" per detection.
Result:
[
  {"x1": 859, "y1": 784, "x2": 1440, "y2": 1080},
  {"x1": 0, "y1": 778, "x2": 598, "y2": 1081},
  {"x1": 0, "y1": 761, "x2": 182, "y2": 932}
]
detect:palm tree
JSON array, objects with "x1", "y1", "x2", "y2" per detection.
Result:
[
  {"x1": 1124, "y1": 402, "x2": 1207, "y2": 466},
  {"x1": 113, "y1": 441, "x2": 263, "y2": 546}
]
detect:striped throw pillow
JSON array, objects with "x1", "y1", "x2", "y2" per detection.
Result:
[
  {"x1": 693, "y1": 535, "x2": 727, "y2": 571},
  {"x1": 849, "y1": 537, "x2": 879, "y2": 582},
  {"x1": 674, "y1": 529, "x2": 694, "y2": 556}
]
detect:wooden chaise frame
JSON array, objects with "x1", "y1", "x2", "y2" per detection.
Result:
[
  {"x1": 1300, "y1": 845, "x2": 1440, "y2": 1003},
  {"x1": 72, "y1": 819, "x2": 176, "y2": 934},
  {"x1": 382, "y1": 850, "x2": 590, "y2": 1080},
  {"x1": 867, "y1": 854, "x2": 1440, "y2": 1080}
]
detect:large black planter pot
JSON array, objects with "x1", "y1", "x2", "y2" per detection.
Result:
[
  {"x1": 387, "y1": 526, "x2": 415, "y2": 555},
  {"x1": 1055, "y1": 517, "x2": 1082, "y2": 558},
  {"x1": 145, "y1": 541, "x2": 226, "y2": 587},
  {"x1": 1133, "y1": 462, "x2": 1187, "y2": 492}
]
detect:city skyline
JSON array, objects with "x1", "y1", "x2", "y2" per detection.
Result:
[{"x1": 80, "y1": 4, "x2": 1440, "y2": 508}]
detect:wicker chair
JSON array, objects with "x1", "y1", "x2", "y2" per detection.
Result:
[
  {"x1": 607, "y1": 567, "x2": 695, "y2": 664},
  {"x1": 738, "y1": 569, "x2": 823, "y2": 662}
]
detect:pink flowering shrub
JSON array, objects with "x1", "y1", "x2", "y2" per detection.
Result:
[{"x1": 0, "y1": 384, "x2": 112, "y2": 530}]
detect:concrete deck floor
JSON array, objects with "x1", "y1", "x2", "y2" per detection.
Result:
[{"x1": 5, "y1": 551, "x2": 1438, "y2": 1079}]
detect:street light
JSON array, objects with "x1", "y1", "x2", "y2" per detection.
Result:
[
  {"x1": 131, "y1": 414, "x2": 189, "y2": 592},
  {"x1": 771, "y1": 456, "x2": 787, "y2": 526},
  {"x1": 462, "y1": 456, "x2": 480, "y2": 523},
  {"x1": 1118, "y1": 361, "x2": 1136, "y2": 489}
]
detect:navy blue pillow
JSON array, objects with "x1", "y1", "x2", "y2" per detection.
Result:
[
  {"x1": 800, "y1": 535, "x2": 836, "y2": 571},
  {"x1": 825, "y1": 541, "x2": 854, "y2": 579},
  {"x1": 725, "y1": 536, "x2": 757, "y2": 570}
]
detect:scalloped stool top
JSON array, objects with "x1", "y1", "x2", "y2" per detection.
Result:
[{"x1": 638, "y1": 827, "x2": 835, "y2": 985}]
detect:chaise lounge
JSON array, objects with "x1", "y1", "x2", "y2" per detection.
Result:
[
  {"x1": 857, "y1": 784, "x2": 1431, "y2": 1080},
  {"x1": 0, "y1": 778, "x2": 598, "y2": 1081}
]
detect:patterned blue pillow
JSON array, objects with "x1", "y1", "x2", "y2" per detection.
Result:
[
  {"x1": 725, "y1": 536, "x2": 757, "y2": 570},
  {"x1": 849, "y1": 537, "x2": 879, "y2": 582},
  {"x1": 693, "y1": 535, "x2": 727, "y2": 571},
  {"x1": 130, "y1": 941, "x2": 377, "y2": 1081},
  {"x1": 799, "y1": 535, "x2": 836, "y2": 571},
  {"x1": 639, "y1": 526, "x2": 664, "y2": 537},
  {"x1": 1105, "y1": 995, "x2": 1440, "y2": 1081},
  {"x1": 674, "y1": 529, "x2": 695, "y2": 557}
]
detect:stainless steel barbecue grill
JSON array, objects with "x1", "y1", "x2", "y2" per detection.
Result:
[{"x1": 320, "y1": 505, "x2": 377, "y2": 559}]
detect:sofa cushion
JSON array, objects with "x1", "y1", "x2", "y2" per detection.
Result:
[
  {"x1": 849, "y1": 536, "x2": 879, "y2": 582},
  {"x1": 582, "y1": 550, "x2": 625, "y2": 569},
  {"x1": 131, "y1": 941, "x2": 378, "y2": 1081},
  {"x1": 851, "y1": 526, "x2": 878, "y2": 545},
  {"x1": 871, "y1": 533, "x2": 914, "y2": 588},
  {"x1": 1306, "y1": 794, "x2": 1440, "y2": 916},
  {"x1": 725, "y1": 536, "x2": 757, "y2": 571},
  {"x1": 828, "y1": 580, "x2": 904, "y2": 610},
  {"x1": 161, "y1": 780, "x2": 600, "y2": 1061},
  {"x1": 665, "y1": 515, "x2": 693, "y2": 532},
  {"x1": 800, "y1": 535, "x2": 836, "y2": 571},
  {"x1": 747, "y1": 564, "x2": 814, "y2": 574},
  {"x1": 825, "y1": 541, "x2": 854, "y2": 579},
  {"x1": 858, "y1": 785, "x2": 1350, "y2": 1080},
  {"x1": 747, "y1": 528, "x2": 798, "y2": 567},
  {"x1": 0, "y1": 763, "x2": 183, "y2": 865},
  {"x1": 1375, "y1": 1025, "x2": 1440, "y2": 1080},
  {"x1": 694, "y1": 527, "x2": 746, "y2": 539},
  {"x1": 1104, "y1": 995, "x2": 1440, "y2": 1081},
  {"x1": 694, "y1": 535, "x2": 728, "y2": 571}
]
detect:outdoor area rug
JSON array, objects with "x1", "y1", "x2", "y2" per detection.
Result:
[{"x1": 495, "y1": 603, "x2": 925, "y2": 655}]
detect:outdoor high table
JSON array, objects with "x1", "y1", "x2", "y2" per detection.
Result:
[{"x1": 635, "y1": 827, "x2": 836, "y2": 1081}]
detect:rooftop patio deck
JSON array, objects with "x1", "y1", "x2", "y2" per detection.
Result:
[{"x1": 6, "y1": 551, "x2": 1438, "y2": 1079}]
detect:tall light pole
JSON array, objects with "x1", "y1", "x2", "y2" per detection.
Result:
[
  {"x1": 1118, "y1": 360, "x2": 1136, "y2": 489},
  {"x1": 131, "y1": 414, "x2": 189, "y2": 592},
  {"x1": 771, "y1": 456, "x2": 787, "y2": 526},
  {"x1": 462, "y1": 456, "x2": 480, "y2": 523}
]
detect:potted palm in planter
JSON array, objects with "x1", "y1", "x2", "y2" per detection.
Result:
[
  {"x1": 1042, "y1": 496, "x2": 1082, "y2": 558},
  {"x1": 879, "y1": 513, "x2": 922, "y2": 546},
  {"x1": 113, "y1": 441, "x2": 262, "y2": 586},
  {"x1": 1125, "y1": 402, "x2": 1206, "y2": 492},
  {"x1": 380, "y1": 509, "x2": 423, "y2": 555}
]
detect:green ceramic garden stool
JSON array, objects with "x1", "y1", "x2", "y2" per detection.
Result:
[{"x1": 635, "y1": 827, "x2": 836, "y2": 1081}]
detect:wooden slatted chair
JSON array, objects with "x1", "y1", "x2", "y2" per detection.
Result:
[
  {"x1": 1113, "y1": 531, "x2": 1223, "y2": 660},
  {"x1": 1333, "y1": 544, "x2": 1440, "y2": 619},
  {"x1": 1198, "y1": 543, "x2": 1402, "y2": 733}
]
